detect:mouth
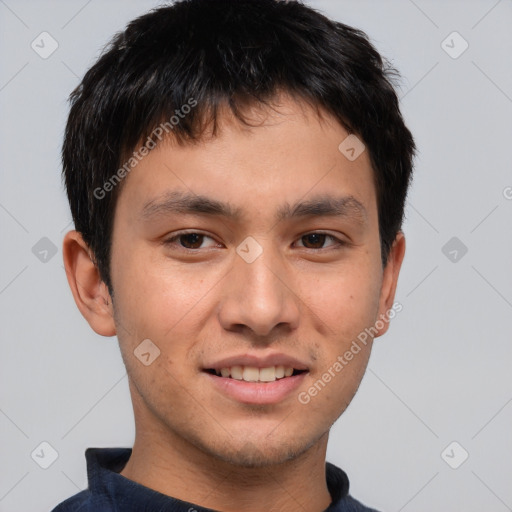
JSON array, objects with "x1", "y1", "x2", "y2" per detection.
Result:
[
  {"x1": 202, "y1": 354, "x2": 310, "y2": 404},
  {"x1": 203, "y1": 365, "x2": 308, "y2": 383},
  {"x1": 203, "y1": 366, "x2": 309, "y2": 405}
]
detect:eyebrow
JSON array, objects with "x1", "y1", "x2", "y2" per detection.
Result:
[
  {"x1": 276, "y1": 194, "x2": 367, "y2": 225},
  {"x1": 141, "y1": 191, "x2": 244, "y2": 220},
  {"x1": 140, "y1": 191, "x2": 368, "y2": 225}
]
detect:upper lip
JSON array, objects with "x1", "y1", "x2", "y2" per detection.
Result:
[{"x1": 204, "y1": 353, "x2": 309, "y2": 371}]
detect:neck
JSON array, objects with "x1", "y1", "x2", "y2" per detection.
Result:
[{"x1": 120, "y1": 392, "x2": 332, "y2": 511}]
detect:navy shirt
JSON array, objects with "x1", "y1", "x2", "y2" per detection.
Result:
[{"x1": 51, "y1": 448, "x2": 380, "y2": 511}]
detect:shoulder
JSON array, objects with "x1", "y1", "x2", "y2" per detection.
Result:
[
  {"x1": 335, "y1": 494, "x2": 382, "y2": 512},
  {"x1": 50, "y1": 490, "x2": 90, "y2": 512},
  {"x1": 325, "y1": 462, "x2": 381, "y2": 512}
]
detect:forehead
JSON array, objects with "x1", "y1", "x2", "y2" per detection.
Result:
[{"x1": 114, "y1": 95, "x2": 377, "y2": 226}]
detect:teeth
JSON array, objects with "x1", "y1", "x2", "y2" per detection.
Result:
[
  {"x1": 214, "y1": 365, "x2": 298, "y2": 382},
  {"x1": 243, "y1": 367, "x2": 260, "y2": 382},
  {"x1": 259, "y1": 367, "x2": 276, "y2": 382},
  {"x1": 231, "y1": 366, "x2": 243, "y2": 380}
]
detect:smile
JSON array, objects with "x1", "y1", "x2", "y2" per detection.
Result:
[{"x1": 205, "y1": 365, "x2": 307, "y2": 383}]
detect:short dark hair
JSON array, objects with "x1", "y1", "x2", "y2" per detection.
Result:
[{"x1": 62, "y1": 0, "x2": 416, "y2": 295}]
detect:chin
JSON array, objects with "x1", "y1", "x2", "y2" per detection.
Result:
[
  {"x1": 214, "y1": 444, "x2": 303, "y2": 468},
  {"x1": 197, "y1": 428, "x2": 324, "y2": 469}
]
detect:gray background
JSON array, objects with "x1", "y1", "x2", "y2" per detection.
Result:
[{"x1": 1, "y1": 0, "x2": 511, "y2": 510}]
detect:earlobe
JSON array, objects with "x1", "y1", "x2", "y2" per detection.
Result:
[
  {"x1": 374, "y1": 231, "x2": 406, "y2": 338},
  {"x1": 62, "y1": 230, "x2": 116, "y2": 337}
]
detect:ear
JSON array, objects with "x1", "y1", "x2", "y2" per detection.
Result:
[
  {"x1": 374, "y1": 231, "x2": 406, "y2": 338},
  {"x1": 62, "y1": 230, "x2": 116, "y2": 337}
]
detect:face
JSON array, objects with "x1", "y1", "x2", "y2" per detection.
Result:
[{"x1": 105, "y1": 95, "x2": 403, "y2": 467}]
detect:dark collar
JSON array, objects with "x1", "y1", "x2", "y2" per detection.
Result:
[{"x1": 85, "y1": 447, "x2": 350, "y2": 511}]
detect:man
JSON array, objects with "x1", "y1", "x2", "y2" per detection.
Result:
[{"x1": 55, "y1": 0, "x2": 415, "y2": 510}]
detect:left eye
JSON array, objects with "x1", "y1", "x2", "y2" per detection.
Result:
[{"x1": 295, "y1": 233, "x2": 342, "y2": 249}]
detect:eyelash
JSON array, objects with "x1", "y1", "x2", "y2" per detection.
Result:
[{"x1": 162, "y1": 231, "x2": 348, "y2": 252}]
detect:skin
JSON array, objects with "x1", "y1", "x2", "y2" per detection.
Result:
[{"x1": 63, "y1": 94, "x2": 405, "y2": 512}]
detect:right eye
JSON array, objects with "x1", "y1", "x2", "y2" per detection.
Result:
[{"x1": 163, "y1": 231, "x2": 222, "y2": 251}]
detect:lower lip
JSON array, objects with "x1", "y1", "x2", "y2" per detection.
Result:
[{"x1": 204, "y1": 371, "x2": 308, "y2": 405}]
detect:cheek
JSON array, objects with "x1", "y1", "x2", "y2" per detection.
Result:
[
  {"x1": 297, "y1": 263, "x2": 382, "y2": 342},
  {"x1": 111, "y1": 248, "x2": 222, "y2": 353}
]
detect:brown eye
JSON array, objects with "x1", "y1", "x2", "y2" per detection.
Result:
[
  {"x1": 178, "y1": 233, "x2": 204, "y2": 249},
  {"x1": 295, "y1": 233, "x2": 346, "y2": 250},
  {"x1": 301, "y1": 233, "x2": 328, "y2": 249},
  {"x1": 163, "y1": 232, "x2": 219, "y2": 251}
]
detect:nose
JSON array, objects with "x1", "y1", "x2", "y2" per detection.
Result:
[{"x1": 217, "y1": 242, "x2": 300, "y2": 339}]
